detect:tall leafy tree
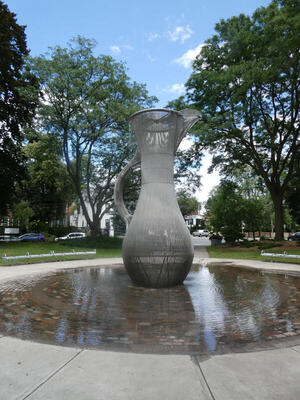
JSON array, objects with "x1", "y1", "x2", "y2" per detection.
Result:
[
  {"x1": 29, "y1": 37, "x2": 156, "y2": 235},
  {"x1": 182, "y1": 0, "x2": 300, "y2": 240},
  {"x1": 284, "y1": 153, "x2": 300, "y2": 229},
  {"x1": 21, "y1": 132, "x2": 75, "y2": 223},
  {"x1": 206, "y1": 181, "x2": 245, "y2": 243},
  {"x1": 0, "y1": 1, "x2": 38, "y2": 214},
  {"x1": 229, "y1": 167, "x2": 274, "y2": 238},
  {"x1": 176, "y1": 189, "x2": 199, "y2": 216}
]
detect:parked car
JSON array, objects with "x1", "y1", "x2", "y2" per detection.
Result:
[
  {"x1": 18, "y1": 233, "x2": 46, "y2": 242},
  {"x1": 0, "y1": 235, "x2": 20, "y2": 242},
  {"x1": 54, "y1": 232, "x2": 86, "y2": 242},
  {"x1": 288, "y1": 232, "x2": 300, "y2": 241},
  {"x1": 192, "y1": 229, "x2": 210, "y2": 237},
  {"x1": 200, "y1": 230, "x2": 210, "y2": 237}
]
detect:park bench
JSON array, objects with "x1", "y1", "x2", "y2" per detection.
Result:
[
  {"x1": 2, "y1": 249, "x2": 96, "y2": 261},
  {"x1": 261, "y1": 250, "x2": 300, "y2": 262}
]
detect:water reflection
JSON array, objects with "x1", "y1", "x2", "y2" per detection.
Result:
[{"x1": 0, "y1": 263, "x2": 299, "y2": 354}]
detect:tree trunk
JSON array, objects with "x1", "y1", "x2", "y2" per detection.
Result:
[
  {"x1": 90, "y1": 220, "x2": 100, "y2": 237},
  {"x1": 271, "y1": 191, "x2": 284, "y2": 241}
]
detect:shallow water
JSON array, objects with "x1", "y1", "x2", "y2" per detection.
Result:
[{"x1": 0, "y1": 263, "x2": 300, "y2": 354}]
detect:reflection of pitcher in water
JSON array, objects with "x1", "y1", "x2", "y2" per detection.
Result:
[
  {"x1": 119, "y1": 283, "x2": 197, "y2": 346},
  {"x1": 114, "y1": 108, "x2": 200, "y2": 288}
]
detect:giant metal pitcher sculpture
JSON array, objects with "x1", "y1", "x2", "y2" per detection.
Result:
[{"x1": 114, "y1": 108, "x2": 200, "y2": 288}]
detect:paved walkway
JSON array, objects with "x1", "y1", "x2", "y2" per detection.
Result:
[
  {"x1": 194, "y1": 245, "x2": 210, "y2": 259},
  {"x1": 1, "y1": 254, "x2": 300, "y2": 399}
]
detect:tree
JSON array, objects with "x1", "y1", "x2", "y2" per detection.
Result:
[
  {"x1": 182, "y1": 0, "x2": 300, "y2": 240},
  {"x1": 229, "y1": 167, "x2": 274, "y2": 238},
  {"x1": 21, "y1": 131, "x2": 75, "y2": 223},
  {"x1": 29, "y1": 36, "x2": 156, "y2": 235},
  {"x1": 206, "y1": 181, "x2": 245, "y2": 243},
  {"x1": 284, "y1": 153, "x2": 300, "y2": 230},
  {"x1": 13, "y1": 200, "x2": 34, "y2": 231},
  {"x1": 176, "y1": 189, "x2": 199, "y2": 216},
  {"x1": 0, "y1": 1, "x2": 38, "y2": 214}
]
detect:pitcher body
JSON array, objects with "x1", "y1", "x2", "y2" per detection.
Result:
[{"x1": 115, "y1": 108, "x2": 200, "y2": 288}]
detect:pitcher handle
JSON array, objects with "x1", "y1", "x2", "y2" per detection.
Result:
[{"x1": 113, "y1": 150, "x2": 141, "y2": 229}]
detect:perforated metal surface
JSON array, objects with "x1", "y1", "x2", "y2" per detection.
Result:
[{"x1": 115, "y1": 109, "x2": 199, "y2": 287}]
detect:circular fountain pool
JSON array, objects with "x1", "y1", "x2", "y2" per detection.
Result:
[{"x1": 0, "y1": 263, "x2": 300, "y2": 354}]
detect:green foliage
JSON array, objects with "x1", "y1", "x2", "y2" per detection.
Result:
[
  {"x1": 13, "y1": 201, "x2": 34, "y2": 231},
  {"x1": 238, "y1": 240, "x2": 255, "y2": 248},
  {"x1": 238, "y1": 240, "x2": 283, "y2": 249},
  {"x1": 221, "y1": 226, "x2": 244, "y2": 244},
  {"x1": 285, "y1": 154, "x2": 300, "y2": 228},
  {"x1": 207, "y1": 245, "x2": 300, "y2": 264},
  {"x1": 0, "y1": 1, "x2": 39, "y2": 214},
  {"x1": 178, "y1": 0, "x2": 300, "y2": 240},
  {"x1": 206, "y1": 180, "x2": 244, "y2": 243},
  {"x1": 58, "y1": 236, "x2": 123, "y2": 249},
  {"x1": 0, "y1": 241, "x2": 122, "y2": 265},
  {"x1": 29, "y1": 36, "x2": 157, "y2": 235},
  {"x1": 21, "y1": 132, "x2": 75, "y2": 222},
  {"x1": 227, "y1": 167, "x2": 274, "y2": 234},
  {"x1": 48, "y1": 225, "x2": 79, "y2": 237},
  {"x1": 176, "y1": 189, "x2": 199, "y2": 216},
  {"x1": 28, "y1": 220, "x2": 49, "y2": 233},
  {"x1": 257, "y1": 242, "x2": 283, "y2": 250},
  {"x1": 189, "y1": 225, "x2": 199, "y2": 234}
]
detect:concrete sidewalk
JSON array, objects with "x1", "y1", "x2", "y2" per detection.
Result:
[
  {"x1": 1, "y1": 255, "x2": 300, "y2": 399},
  {"x1": 1, "y1": 336, "x2": 300, "y2": 399}
]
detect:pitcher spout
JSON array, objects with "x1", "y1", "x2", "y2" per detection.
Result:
[{"x1": 177, "y1": 108, "x2": 201, "y2": 147}]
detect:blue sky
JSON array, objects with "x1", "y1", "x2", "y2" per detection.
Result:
[{"x1": 5, "y1": 0, "x2": 271, "y2": 202}]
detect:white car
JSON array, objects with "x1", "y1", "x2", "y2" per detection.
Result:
[
  {"x1": 192, "y1": 230, "x2": 210, "y2": 237},
  {"x1": 54, "y1": 232, "x2": 86, "y2": 242}
]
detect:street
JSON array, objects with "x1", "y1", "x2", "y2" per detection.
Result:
[{"x1": 191, "y1": 235, "x2": 211, "y2": 247}]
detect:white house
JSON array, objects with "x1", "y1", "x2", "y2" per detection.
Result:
[
  {"x1": 69, "y1": 201, "x2": 114, "y2": 236},
  {"x1": 184, "y1": 213, "x2": 204, "y2": 228}
]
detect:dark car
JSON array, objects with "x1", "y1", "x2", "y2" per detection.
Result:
[
  {"x1": 288, "y1": 232, "x2": 300, "y2": 241},
  {"x1": 19, "y1": 233, "x2": 46, "y2": 242}
]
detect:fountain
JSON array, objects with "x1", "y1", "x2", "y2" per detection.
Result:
[
  {"x1": 0, "y1": 109, "x2": 299, "y2": 356},
  {"x1": 0, "y1": 264, "x2": 299, "y2": 354}
]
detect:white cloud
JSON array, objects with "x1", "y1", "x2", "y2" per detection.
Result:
[
  {"x1": 174, "y1": 43, "x2": 205, "y2": 69},
  {"x1": 124, "y1": 44, "x2": 134, "y2": 51},
  {"x1": 145, "y1": 51, "x2": 156, "y2": 62},
  {"x1": 110, "y1": 45, "x2": 121, "y2": 54},
  {"x1": 195, "y1": 152, "x2": 220, "y2": 203},
  {"x1": 162, "y1": 83, "x2": 185, "y2": 95},
  {"x1": 147, "y1": 24, "x2": 193, "y2": 43},
  {"x1": 147, "y1": 32, "x2": 160, "y2": 42},
  {"x1": 167, "y1": 25, "x2": 193, "y2": 43}
]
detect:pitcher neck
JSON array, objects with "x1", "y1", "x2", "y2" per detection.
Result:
[{"x1": 141, "y1": 153, "x2": 174, "y2": 185}]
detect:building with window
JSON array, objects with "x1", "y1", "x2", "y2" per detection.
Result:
[{"x1": 69, "y1": 201, "x2": 114, "y2": 236}]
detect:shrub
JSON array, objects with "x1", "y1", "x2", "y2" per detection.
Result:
[
  {"x1": 28, "y1": 220, "x2": 49, "y2": 233},
  {"x1": 238, "y1": 240, "x2": 255, "y2": 248},
  {"x1": 48, "y1": 225, "x2": 79, "y2": 237},
  {"x1": 221, "y1": 226, "x2": 244, "y2": 244},
  {"x1": 190, "y1": 226, "x2": 198, "y2": 234},
  {"x1": 59, "y1": 236, "x2": 123, "y2": 249},
  {"x1": 257, "y1": 242, "x2": 282, "y2": 250},
  {"x1": 209, "y1": 233, "x2": 223, "y2": 240}
]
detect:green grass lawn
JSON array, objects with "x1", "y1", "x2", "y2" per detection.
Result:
[
  {"x1": 207, "y1": 245, "x2": 300, "y2": 264},
  {"x1": 0, "y1": 237, "x2": 123, "y2": 266}
]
